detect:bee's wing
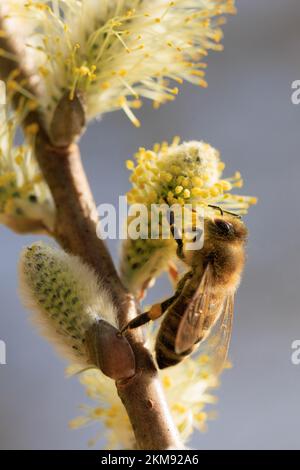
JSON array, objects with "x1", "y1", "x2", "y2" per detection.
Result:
[
  {"x1": 175, "y1": 264, "x2": 213, "y2": 355},
  {"x1": 201, "y1": 293, "x2": 235, "y2": 375}
]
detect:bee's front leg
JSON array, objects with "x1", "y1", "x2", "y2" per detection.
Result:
[
  {"x1": 137, "y1": 277, "x2": 156, "y2": 301},
  {"x1": 168, "y1": 261, "x2": 179, "y2": 288},
  {"x1": 168, "y1": 209, "x2": 186, "y2": 262}
]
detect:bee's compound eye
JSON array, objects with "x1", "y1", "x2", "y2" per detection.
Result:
[{"x1": 214, "y1": 219, "x2": 233, "y2": 235}]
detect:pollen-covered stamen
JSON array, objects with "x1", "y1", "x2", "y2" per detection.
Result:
[{"x1": 3, "y1": 0, "x2": 236, "y2": 127}]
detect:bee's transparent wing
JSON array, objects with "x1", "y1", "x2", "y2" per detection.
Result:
[
  {"x1": 175, "y1": 264, "x2": 213, "y2": 354},
  {"x1": 199, "y1": 293, "x2": 235, "y2": 375}
]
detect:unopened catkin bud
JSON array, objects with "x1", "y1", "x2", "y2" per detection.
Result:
[
  {"x1": 49, "y1": 92, "x2": 86, "y2": 146},
  {"x1": 19, "y1": 242, "x2": 135, "y2": 378}
]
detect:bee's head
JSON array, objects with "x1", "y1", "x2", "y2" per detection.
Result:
[{"x1": 207, "y1": 214, "x2": 248, "y2": 244}]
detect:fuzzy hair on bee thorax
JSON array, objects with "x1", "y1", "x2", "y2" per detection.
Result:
[
  {"x1": 204, "y1": 215, "x2": 247, "y2": 290},
  {"x1": 182, "y1": 215, "x2": 247, "y2": 290}
]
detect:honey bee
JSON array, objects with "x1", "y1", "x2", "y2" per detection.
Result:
[{"x1": 121, "y1": 208, "x2": 248, "y2": 370}]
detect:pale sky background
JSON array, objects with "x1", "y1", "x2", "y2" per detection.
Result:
[{"x1": 0, "y1": 0, "x2": 300, "y2": 450}]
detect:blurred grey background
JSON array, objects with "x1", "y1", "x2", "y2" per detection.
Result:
[{"x1": 1, "y1": 0, "x2": 300, "y2": 450}]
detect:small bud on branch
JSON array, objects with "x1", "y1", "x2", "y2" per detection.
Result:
[{"x1": 50, "y1": 92, "x2": 86, "y2": 147}]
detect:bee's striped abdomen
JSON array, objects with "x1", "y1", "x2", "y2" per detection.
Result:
[
  {"x1": 155, "y1": 308, "x2": 195, "y2": 369},
  {"x1": 155, "y1": 287, "x2": 222, "y2": 369}
]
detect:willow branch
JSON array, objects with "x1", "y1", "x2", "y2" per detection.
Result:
[{"x1": 0, "y1": 19, "x2": 181, "y2": 450}]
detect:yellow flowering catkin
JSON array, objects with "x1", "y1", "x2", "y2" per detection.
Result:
[
  {"x1": 4, "y1": 0, "x2": 236, "y2": 127},
  {"x1": 120, "y1": 139, "x2": 257, "y2": 296},
  {"x1": 68, "y1": 337, "x2": 218, "y2": 449},
  {"x1": 0, "y1": 94, "x2": 55, "y2": 233}
]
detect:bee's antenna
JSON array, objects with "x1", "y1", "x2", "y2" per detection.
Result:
[
  {"x1": 208, "y1": 204, "x2": 224, "y2": 216},
  {"x1": 208, "y1": 204, "x2": 242, "y2": 219}
]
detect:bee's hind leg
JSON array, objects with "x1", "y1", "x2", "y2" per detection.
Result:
[{"x1": 120, "y1": 304, "x2": 163, "y2": 334}]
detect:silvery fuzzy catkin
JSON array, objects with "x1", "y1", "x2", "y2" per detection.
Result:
[{"x1": 19, "y1": 242, "x2": 117, "y2": 365}]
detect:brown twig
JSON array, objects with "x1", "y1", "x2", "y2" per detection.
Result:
[{"x1": 0, "y1": 17, "x2": 181, "y2": 450}]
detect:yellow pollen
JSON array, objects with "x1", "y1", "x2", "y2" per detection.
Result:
[
  {"x1": 172, "y1": 403, "x2": 187, "y2": 414},
  {"x1": 0, "y1": 173, "x2": 15, "y2": 186},
  {"x1": 162, "y1": 376, "x2": 172, "y2": 389},
  {"x1": 198, "y1": 354, "x2": 210, "y2": 365},
  {"x1": 181, "y1": 177, "x2": 190, "y2": 188},
  {"x1": 209, "y1": 187, "x2": 220, "y2": 197},
  {"x1": 192, "y1": 176, "x2": 204, "y2": 187},
  {"x1": 221, "y1": 181, "x2": 232, "y2": 191},
  {"x1": 100, "y1": 82, "x2": 111, "y2": 90},
  {"x1": 201, "y1": 371, "x2": 210, "y2": 380},
  {"x1": 15, "y1": 155, "x2": 24, "y2": 166},
  {"x1": 195, "y1": 412, "x2": 207, "y2": 422},
  {"x1": 126, "y1": 160, "x2": 135, "y2": 170},
  {"x1": 175, "y1": 185, "x2": 183, "y2": 195},
  {"x1": 161, "y1": 172, "x2": 173, "y2": 183},
  {"x1": 172, "y1": 136, "x2": 181, "y2": 146},
  {"x1": 92, "y1": 407, "x2": 104, "y2": 418}
]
